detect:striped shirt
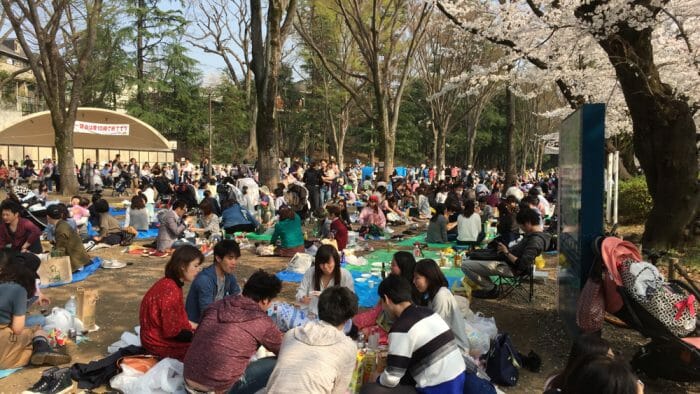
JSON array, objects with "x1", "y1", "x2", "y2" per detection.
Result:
[{"x1": 380, "y1": 304, "x2": 466, "y2": 392}]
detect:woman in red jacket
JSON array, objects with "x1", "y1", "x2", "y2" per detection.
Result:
[{"x1": 139, "y1": 245, "x2": 204, "y2": 361}]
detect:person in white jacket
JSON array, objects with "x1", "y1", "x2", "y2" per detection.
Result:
[
  {"x1": 296, "y1": 245, "x2": 354, "y2": 316},
  {"x1": 266, "y1": 286, "x2": 358, "y2": 394}
]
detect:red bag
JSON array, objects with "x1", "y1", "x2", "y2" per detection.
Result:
[{"x1": 577, "y1": 277, "x2": 605, "y2": 333}]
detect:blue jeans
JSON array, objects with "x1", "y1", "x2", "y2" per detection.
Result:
[
  {"x1": 25, "y1": 314, "x2": 47, "y2": 328},
  {"x1": 229, "y1": 357, "x2": 277, "y2": 394}
]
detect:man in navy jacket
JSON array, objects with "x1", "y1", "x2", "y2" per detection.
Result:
[{"x1": 186, "y1": 240, "x2": 242, "y2": 323}]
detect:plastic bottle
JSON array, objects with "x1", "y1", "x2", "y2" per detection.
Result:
[{"x1": 65, "y1": 295, "x2": 77, "y2": 317}]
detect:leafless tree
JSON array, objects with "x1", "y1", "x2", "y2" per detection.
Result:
[
  {"x1": 1, "y1": 0, "x2": 102, "y2": 195},
  {"x1": 188, "y1": 0, "x2": 259, "y2": 159},
  {"x1": 297, "y1": 0, "x2": 431, "y2": 181}
]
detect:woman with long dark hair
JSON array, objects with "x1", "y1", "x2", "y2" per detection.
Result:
[
  {"x1": 544, "y1": 333, "x2": 613, "y2": 392},
  {"x1": 413, "y1": 259, "x2": 471, "y2": 357},
  {"x1": 296, "y1": 244, "x2": 354, "y2": 315},
  {"x1": 353, "y1": 251, "x2": 419, "y2": 345},
  {"x1": 139, "y1": 245, "x2": 204, "y2": 361}
]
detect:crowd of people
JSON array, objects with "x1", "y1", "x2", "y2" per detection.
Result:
[{"x1": 0, "y1": 153, "x2": 649, "y2": 394}]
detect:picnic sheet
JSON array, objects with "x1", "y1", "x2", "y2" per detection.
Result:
[
  {"x1": 345, "y1": 249, "x2": 464, "y2": 287},
  {"x1": 395, "y1": 232, "x2": 496, "y2": 249},
  {"x1": 41, "y1": 257, "x2": 102, "y2": 288},
  {"x1": 0, "y1": 368, "x2": 21, "y2": 379},
  {"x1": 109, "y1": 207, "x2": 126, "y2": 216},
  {"x1": 234, "y1": 231, "x2": 273, "y2": 242},
  {"x1": 275, "y1": 269, "x2": 379, "y2": 307},
  {"x1": 88, "y1": 223, "x2": 158, "y2": 239}
]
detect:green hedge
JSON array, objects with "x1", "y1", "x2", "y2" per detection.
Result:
[{"x1": 618, "y1": 177, "x2": 652, "y2": 224}]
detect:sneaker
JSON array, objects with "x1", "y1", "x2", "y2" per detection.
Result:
[
  {"x1": 150, "y1": 250, "x2": 169, "y2": 258},
  {"x1": 84, "y1": 240, "x2": 95, "y2": 252},
  {"x1": 23, "y1": 367, "x2": 58, "y2": 393},
  {"x1": 472, "y1": 287, "x2": 499, "y2": 299},
  {"x1": 45, "y1": 368, "x2": 72, "y2": 394}
]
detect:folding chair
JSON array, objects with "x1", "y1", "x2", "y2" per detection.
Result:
[{"x1": 491, "y1": 264, "x2": 534, "y2": 302}]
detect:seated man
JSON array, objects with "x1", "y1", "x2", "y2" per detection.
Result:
[
  {"x1": 183, "y1": 270, "x2": 283, "y2": 394},
  {"x1": 266, "y1": 286, "x2": 358, "y2": 393},
  {"x1": 185, "y1": 240, "x2": 242, "y2": 323},
  {"x1": 360, "y1": 275, "x2": 466, "y2": 394},
  {"x1": 0, "y1": 200, "x2": 42, "y2": 253},
  {"x1": 155, "y1": 200, "x2": 191, "y2": 253},
  {"x1": 461, "y1": 208, "x2": 551, "y2": 299}
]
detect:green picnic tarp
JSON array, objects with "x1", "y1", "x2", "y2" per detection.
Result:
[
  {"x1": 233, "y1": 231, "x2": 273, "y2": 242},
  {"x1": 345, "y1": 249, "x2": 464, "y2": 279}
]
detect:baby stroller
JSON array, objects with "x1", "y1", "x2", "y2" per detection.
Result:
[
  {"x1": 591, "y1": 236, "x2": 699, "y2": 381},
  {"x1": 112, "y1": 172, "x2": 131, "y2": 197}
]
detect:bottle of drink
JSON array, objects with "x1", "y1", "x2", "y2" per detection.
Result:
[
  {"x1": 65, "y1": 295, "x2": 77, "y2": 317},
  {"x1": 413, "y1": 243, "x2": 421, "y2": 258}
]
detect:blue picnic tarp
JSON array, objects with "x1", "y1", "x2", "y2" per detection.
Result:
[{"x1": 41, "y1": 257, "x2": 102, "y2": 288}]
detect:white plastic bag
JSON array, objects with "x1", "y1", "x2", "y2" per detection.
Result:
[
  {"x1": 469, "y1": 312, "x2": 498, "y2": 340},
  {"x1": 111, "y1": 358, "x2": 185, "y2": 394},
  {"x1": 44, "y1": 307, "x2": 84, "y2": 333},
  {"x1": 463, "y1": 320, "x2": 491, "y2": 358},
  {"x1": 287, "y1": 253, "x2": 313, "y2": 274}
]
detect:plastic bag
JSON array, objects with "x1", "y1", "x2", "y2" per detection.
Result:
[
  {"x1": 287, "y1": 253, "x2": 313, "y2": 274},
  {"x1": 108, "y1": 328, "x2": 142, "y2": 354},
  {"x1": 44, "y1": 307, "x2": 84, "y2": 333},
  {"x1": 111, "y1": 358, "x2": 185, "y2": 394},
  {"x1": 464, "y1": 320, "x2": 491, "y2": 358},
  {"x1": 469, "y1": 312, "x2": 498, "y2": 340}
]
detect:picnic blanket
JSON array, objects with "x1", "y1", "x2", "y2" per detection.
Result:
[
  {"x1": 275, "y1": 270, "x2": 379, "y2": 307},
  {"x1": 0, "y1": 368, "x2": 21, "y2": 379},
  {"x1": 109, "y1": 207, "x2": 126, "y2": 216},
  {"x1": 234, "y1": 231, "x2": 273, "y2": 242},
  {"x1": 41, "y1": 257, "x2": 102, "y2": 289},
  {"x1": 395, "y1": 234, "x2": 452, "y2": 249},
  {"x1": 345, "y1": 249, "x2": 464, "y2": 288},
  {"x1": 88, "y1": 223, "x2": 158, "y2": 239}
]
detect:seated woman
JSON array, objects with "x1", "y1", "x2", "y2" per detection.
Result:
[
  {"x1": 357, "y1": 195, "x2": 386, "y2": 237},
  {"x1": 270, "y1": 207, "x2": 304, "y2": 257},
  {"x1": 326, "y1": 205, "x2": 348, "y2": 251},
  {"x1": 193, "y1": 200, "x2": 221, "y2": 242},
  {"x1": 337, "y1": 199, "x2": 352, "y2": 228},
  {"x1": 92, "y1": 199, "x2": 123, "y2": 245},
  {"x1": 456, "y1": 200, "x2": 483, "y2": 248},
  {"x1": 125, "y1": 194, "x2": 149, "y2": 231},
  {"x1": 426, "y1": 204, "x2": 456, "y2": 244},
  {"x1": 139, "y1": 245, "x2": 203, "y2": 361},
  {"x1": 413, "y1": 259, "x2": 472, "y2": 362},
  {"x1": 0, "y1": 254, "x2": 70, "y2": 369},
  {"x1": 46, "y1": 204, "x2": 90, "y2": 271},
  {"x1": 221, "y1": 198, "x2": 259, "y2": 234},
  {"x1": 353, "y1": 251, "x2": 418, "y2": 345},
  {"x1": 296, "y1": 245, "x2": 354, "y2": 316}
]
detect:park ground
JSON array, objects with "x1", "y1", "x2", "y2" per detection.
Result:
[{"x1": 1, "y1": 195, "x2": 698, "y2": 394}]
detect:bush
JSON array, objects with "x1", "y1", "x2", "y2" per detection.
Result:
[{"x1": 618, "y1": 177, "x2": 652, "y2": 224}]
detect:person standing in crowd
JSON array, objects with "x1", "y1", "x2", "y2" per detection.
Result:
[
  {"x1": 360, "y1": 275, "x2": 466, "y2": 393},
  {"x1": 303, "y1": 161, "x2": 322, "y2": 213},
  {"x1": 183, "y1": 270, "x2": 283, "y2": 394},
  {"x1": 81, "y1": 158, "x2": 95, "y2": 192},
  {"x1": 200, "y1": 157, "x2": 212, "y2": 180},
  {"x1": 266, "y1": 286, "x2": 358, "y2": 394},
  {"x1": 0, "y1": 200, "x2": 42, "y2": 253},
  {"x1": 140, "y1": 246, "x2": 203, "y2": 361},
  {"x1": 186, "y1": 240, "x2": 241, "y2": 324},
  {"x1": 128, "y1": 158, "x2": 140, "y2": 191}
]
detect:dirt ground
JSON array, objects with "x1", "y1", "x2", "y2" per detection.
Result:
[{"x1": 1, "y1": 197, "x2": 698, "y2": 393}]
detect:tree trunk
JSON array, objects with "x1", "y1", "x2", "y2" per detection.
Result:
[
  {"x1": 245, "y1": 102, "x2": 258, "y2": 160},
  {"x1": 136, "y1": 0, "x2": 145, "y2": 107},
  {"x1": 505, "y1": 86, "x2": 517, "y2": 186},
  {"x1": 435, "y1": 123, "x2": 447, "y2": 171},
  {"x1": 54, "y1": 117, "x2": 79, "y2": 195},
  {"x1": 596, "y1": 24, "x2": 698, "y2": 248},
  {"x1": 431, "y1": 123, "x2": 438, "y2": 166}
]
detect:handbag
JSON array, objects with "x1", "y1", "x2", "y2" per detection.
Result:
[
  {"x1": 576, "y1": 276, "x2": 605, "y2": 333},
  {"x1": 485, "y1": 333, "x2": 522, "y2": 386}
]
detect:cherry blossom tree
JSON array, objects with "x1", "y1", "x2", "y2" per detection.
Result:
[{"x1": 438, "y1": 0, "x2": 699, "y2": 248}]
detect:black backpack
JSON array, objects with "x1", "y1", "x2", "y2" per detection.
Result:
[{"x1": 485, "y1": 333, "x2": 522, "y2": 386}]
